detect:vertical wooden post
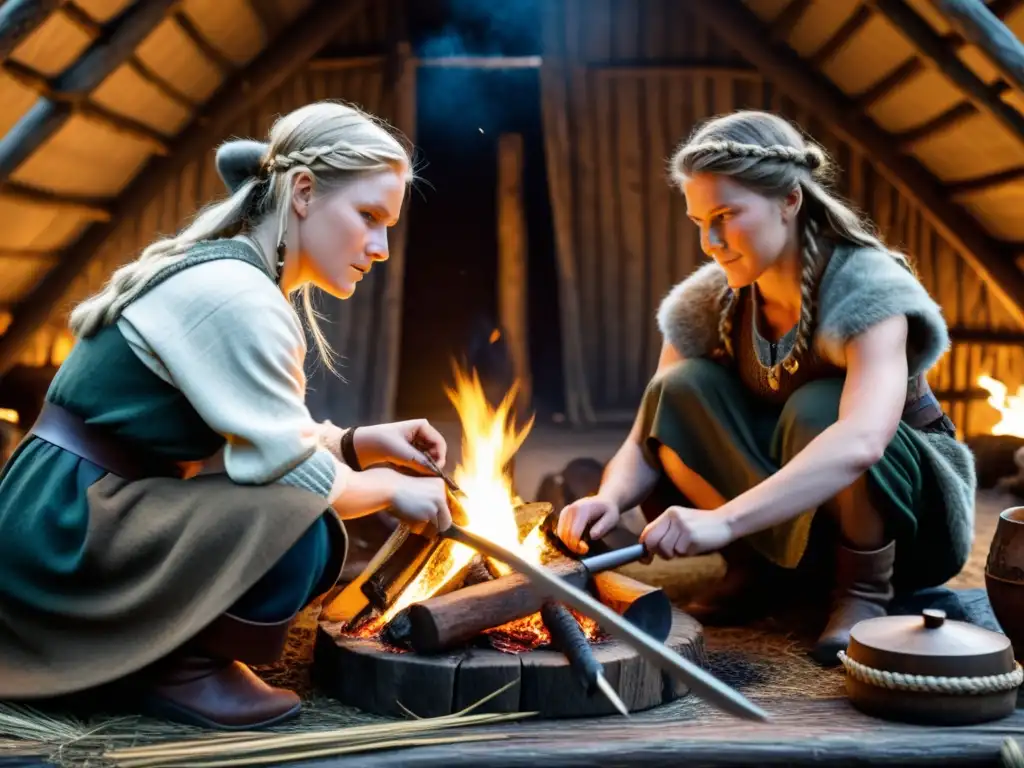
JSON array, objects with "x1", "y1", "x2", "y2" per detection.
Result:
[
  {"x1": 497, "y1": 133, "x2": 532, "y2": 414},
  {"x1": 375, "y1": 39, "x2": 417, "y2": 423}
]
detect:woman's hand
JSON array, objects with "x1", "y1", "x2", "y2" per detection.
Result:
[
  {"x1": 639, "y1": 506, "x2": 733, "y2": 559},
  {"x1": 385, "y1": 471, "x2": 452, "y2": 532},
  {"x1": 352, "y1": 419, "x2": 447, "y2": 472},
  {"x1": 556, "y1": 496, "x2": 621, "y2": 555}
]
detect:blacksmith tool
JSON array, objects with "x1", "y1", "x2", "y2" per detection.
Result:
[
  {"x1": 415, "y1": 448, "x2": 770, "y2": 721},
  {"x1": 441, "y1": 517, "x2": 770, "y2": 722},
  {"x1": 540, "y1": 600, "x2": 630, "y2": 717}
]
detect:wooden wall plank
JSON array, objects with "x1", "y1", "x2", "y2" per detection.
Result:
[{"x1": 539, "y1": 0, "x2": 1024, "y2": 434}]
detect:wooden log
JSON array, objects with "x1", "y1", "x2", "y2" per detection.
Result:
[
  {"x1": 321, "y1": 520, "x2": 423, "y2": 625},
  {"x1": 497, "y1": 132, "x2": 532, "y2": 415},
  {"x1": 592, "y1": 570, "x2": 673, "y2": 642},
  {"x1": 932, "y1": 0, "x2": 1024, "y2": 98},
  {"x1": 360, "y1": 528, "x2": 437, "y2": 610},
  {"x1": 406, "y1": 561, "x2": 590, "y2": 653}
]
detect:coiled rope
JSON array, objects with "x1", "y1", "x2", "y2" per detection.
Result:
[{"x1": 837, "y1": 651, "x2": 1023, "y2": 695}]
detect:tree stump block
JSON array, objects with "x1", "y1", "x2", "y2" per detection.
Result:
[{"x1": 313, "y1": 607, "x2": 705, "y2": 719}]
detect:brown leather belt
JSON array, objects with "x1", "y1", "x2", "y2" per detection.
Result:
[{"x1": 28, "y1": 401, "x2": 185, "y2": 481}]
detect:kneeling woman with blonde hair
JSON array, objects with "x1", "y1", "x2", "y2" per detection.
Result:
[
  {"x1": 557, "y1": 110, "x2": 975, "y2": 665},
  {"x1": 0, "y1": 102, "x2": 452, "y2": 729}
]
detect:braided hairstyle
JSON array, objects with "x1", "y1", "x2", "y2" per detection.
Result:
[
  {"x1": 70, "y1": 100, "x2": 414, "y2": 374},
  {"x1": 670, "y1": 110, "x2": 895, "y2": 386}
]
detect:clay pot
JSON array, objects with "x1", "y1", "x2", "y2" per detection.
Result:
[{"x1": 985, "y1": 506, "x2": 1024, "y2": 660}]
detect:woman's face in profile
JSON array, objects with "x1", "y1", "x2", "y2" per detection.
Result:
[{"x1": 294, "y1": 168, "x2": 407, "y2": 299}]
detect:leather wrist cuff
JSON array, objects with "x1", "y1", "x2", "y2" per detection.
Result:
[{"x1": 340, "y1": 427, "x2": 362, "y2": 471}]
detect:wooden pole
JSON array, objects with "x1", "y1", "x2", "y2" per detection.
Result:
[
  {"x1": 867, "y1": 0, "x2": 1024, "y2": 145},
  {"x1": 497, "y1": 133, "x2": 532, "y2": 415},
  {"x1": 0, "y1": 0, "x2": 177, "y2": 182},
  {"x1": 0, "y1": 0, "x2": 61, "y2": 61},
  {"x1": 0, "y1": 0, "x2": 370, "y2": 376},
  {"x1": 688, "y1": 0, "x2": 1024, "y2": 326},
  {"x1": 931, "y1": 0, "x2": 1024, "y2": 97},
  {"x1": 373, "y1": 40, "x2": 416, "y2": 424}
]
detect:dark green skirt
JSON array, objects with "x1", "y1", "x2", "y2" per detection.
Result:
[{"x1": 637, "y1": 359, "x2": 955, "y2": 591}]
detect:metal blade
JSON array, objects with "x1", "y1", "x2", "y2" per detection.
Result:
[
  {"x1": 594, "y1": 671, "x2": 630, "y2": 718},
  {"x1": 443, "y1": 523, "x2": 771, "y2": 723}
]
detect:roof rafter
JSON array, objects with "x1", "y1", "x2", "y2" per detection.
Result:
[
  {"x1": 868, "y1": 0, "x2": 1024, "y2": 146},
  {"x1": 688, "y1": 0, "x2": 1024, "y2": 325},
  {"x1": 0, "y1": 0, "x2": 371, "y2": 375},
  {"x1": 0, "y1": 0, "x2": 177, "y2": 183},
  {"x1": 0, "y1": 0, "x2": 62, "y2": 61},
  {"x1": 930, "y1": 0, "x2": 1024, "y2": 98}
]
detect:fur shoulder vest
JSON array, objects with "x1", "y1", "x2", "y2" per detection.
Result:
[{"x1": 655, "y1": 242, "x2": 950, "y2": 377}]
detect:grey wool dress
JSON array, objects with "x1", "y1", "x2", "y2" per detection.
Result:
[{"x1": 638, "y1": 241, "x2": 976, "y2": 591}]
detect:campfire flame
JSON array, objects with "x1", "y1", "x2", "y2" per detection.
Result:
[
  {"x1": 978, "y1": 374, "x2": 1024, "y2": 438},
  {"x1": 353, "y1": 365, "x2": 601, "y2": 650}
]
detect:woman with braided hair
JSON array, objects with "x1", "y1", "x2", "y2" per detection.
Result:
[
  {"x1": 0, "y1": 101, "x2": 454, "y2": 727},
  {"x1": 557, "y1": 110, "x2": 975, "y2": 665}
]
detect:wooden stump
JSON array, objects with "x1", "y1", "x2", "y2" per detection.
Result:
[{"x1": 313, "y1": 607, "x2": 705, "y2": 719}]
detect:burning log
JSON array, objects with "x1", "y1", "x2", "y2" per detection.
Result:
[
  {"x1": 404, "y1": 552, "x2": 670, "y2": 653},
  {"x1": 406, "y1": 560, "x2": 587, "y2": 653}
]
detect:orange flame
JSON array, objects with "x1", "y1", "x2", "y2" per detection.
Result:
[{"x1": 978, "y1": 374, "x2": 1024, "y2": 438}]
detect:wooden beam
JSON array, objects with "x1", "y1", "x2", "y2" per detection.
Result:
[
  {"x1": 172, "y1": 9, "x2": 234, "y2": 75},
  {"x1": 2, "y1": 60, "x2": 170, "y2": 153},
  {"x1": 61, "y1": 2, "x2": 196, "y2": 110},
  {"x1": 856, "y1": 56, "x2": 926, "y2": 107},
  {"x1": 587, "y1": 59, "x2": 759, "y2": 79},
  {"x1": 0, "y1": 0, "x2": 371, "y2": 375},
  {"x1": 868, "y1": 0, "x2": 1024, "y2": 145},
  {"x1": 947, "y1": 165, "x2": 1024, "y2": 196},
  {"x1": 0, "y1": 0, "x2": 62, "y2": 61},
  {"x1": 688, "y1": 0, "x2": 1024, "y2": 326},
  {"x1": 988, "y1": 0, "x2": 1024, "y2": 22},
  {"x1": 895, "y1": 99, "x2": 979, "y2": 147},
  {"x1": 0, "y1": 182, "x2": 111, "y2": 220},
  {"x1": 809, "y1": 5, "x2": 874, "y2": 69},
  {"x1": 770, "y1": 0, "x2": 814, "y2": 41},
  {"x1": 247, "y1": 0, "x2": 286, "y2": 42},
  {"x1": 931, "y1": 0, "x2": 1024, "y2": 97},
  {"x1": 0, "y1": 0, "x2": 176, "y2": 182},
  {"x1": 0, "y1": 249, "x2": 58, "y2": 262}
]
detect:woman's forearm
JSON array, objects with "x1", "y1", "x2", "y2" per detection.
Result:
[
  {"x1": 598, "y1": 439, "x2": 661, "y2": 511},
  {"x1": 721, "y1": 422, "x2": 884, "y2": 539},
  {"x1": 328, "y1": 467, "x2": 394, "y2": 520}
]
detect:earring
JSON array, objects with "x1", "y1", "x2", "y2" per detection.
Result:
[{"x1": 276, "y1": 240, "x2": 286, "y2": 275}]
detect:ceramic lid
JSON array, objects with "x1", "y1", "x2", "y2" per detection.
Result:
[{"x1": 847, "y1": 609, "x2": 1014, "y2": 678}]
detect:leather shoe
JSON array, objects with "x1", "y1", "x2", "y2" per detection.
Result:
[{"x1": 141, "y1": 656, "x2": 301, "y2": 730}]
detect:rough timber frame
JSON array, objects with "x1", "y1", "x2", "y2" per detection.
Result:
[
  {"x1": 0, "y1": 0, "x2": 371, "y2": 375},
  {"x1": 690, "y1": 0, "x2": 1024, "y2": 327}
]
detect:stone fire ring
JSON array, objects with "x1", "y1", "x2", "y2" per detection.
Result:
[{"x1": 312, "y1": 607, "x2": 705, "y2": 719}]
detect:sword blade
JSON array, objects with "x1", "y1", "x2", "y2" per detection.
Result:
[{"x1": 442, "y1": 523, "x2": 771, "y2": 722}]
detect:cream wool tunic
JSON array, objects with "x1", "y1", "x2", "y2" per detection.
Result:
[{"x1": 0, "y1": 238, "x2": 350, "y2": 699}]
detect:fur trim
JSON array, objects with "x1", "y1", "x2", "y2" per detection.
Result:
[
  {"x1": 656, "y1": 245, "x2": 950, "y2": 378},
  {"x1": 814, "y1": 246, "x2": 950, "y2": 376},
  {"x1": 656, "y1": 260, "x2": 728, "y2": 359},
  {"x1": 915, "y1": 430, "x2": 977, "y2": 585}
]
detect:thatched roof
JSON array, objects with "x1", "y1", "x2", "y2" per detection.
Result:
[
  {"x1": 0, "y1": 0, "x2": 367, "y2": 374},
  {"x1": 0, "y1": 0, "x2": 1022, "y2": 375}
]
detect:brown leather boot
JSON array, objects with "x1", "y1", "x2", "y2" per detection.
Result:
[
  {"x1": 811, "y1": 541, "x2": 895, "y2": 667},
  {"x1": 141, "y1": 656, "x2": 302, "y2": 730}
]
